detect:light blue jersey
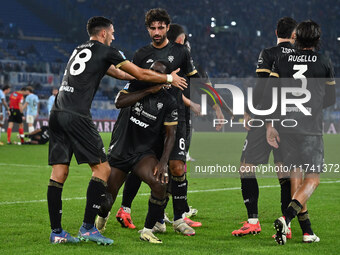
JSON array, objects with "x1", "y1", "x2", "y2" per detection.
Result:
[
  {"x1": 0, "y1": 89, "x2": 5, "y2": 114},
  {"x1": 25, "y1": 93, "x2": 39, "y2": 116},
  {"x1": 47, "y1": 95, "x2": 55, "y2": 115}
]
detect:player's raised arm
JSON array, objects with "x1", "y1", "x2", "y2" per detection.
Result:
[
  {"x1": 106, "y1": 65, "x2": 135, "y2": 80},
  {"x1": 120, "y1": 62, "x2": 187, "y2": 90}
]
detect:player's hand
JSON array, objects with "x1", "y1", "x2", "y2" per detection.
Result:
[
  {"x1": 153, "y1": 162, "x2": 169, "y2": 184},
  {"x1": 190, "y1": 102, "x2": 201, "y2": 116},
  {"x1": 244, "y1": 112, "x2": 252, "y2": 131},
  {"x1": 266, "y1": 126, "x2": 280, "y2": 148},
  {"x1": 147, "y1": 84, "x2": 165, "y2": 94},
  {"x1": 213, "y1": 104, "x2": 224, "y2": 131},
  {"x1": 170, "y1": 68, "x2": 187, "y2": 90},
  {"x1": 7, "y1": 110, "x2": 11, "y2": 116}
]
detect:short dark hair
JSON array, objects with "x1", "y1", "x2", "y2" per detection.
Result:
[
  {"x1": 295, "y1": 20, "x2": 321, "y2": 50},
  {"x1": 2, "y1": 85, "x2": 10, "y2": 91},
  {"x1": 167, "y1": 24, "x2": 185, "y2": 42},
  {"x1": 26, "y1": 86, "x2": 34, "y2": 93},
  {"x1": 277, "y1": 17, "x2": 297, "y2": 39},
  {"x1": 145, "y1": 8, "x2": 171, "y2": 28},
  {"x1": 87, "y1": 16, "x2": 113, "y2": 36},
  {"x1": 20, "y1": 86, "x2": 27, "y2": 91},
  {"x1": 151, "y1": 60, "x2": 170, "y2": 74}
]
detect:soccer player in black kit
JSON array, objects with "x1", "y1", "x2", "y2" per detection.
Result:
[
  {"x1": 232, "y1": 17, "x2": 297, "y2": 238},
  {"x1": 47, "y1": 16, "x2": 187, "y2": 245},
  {"x1": 127, "y1": 8, "x2": 199, "y2": 236},
  {"x1": 98, "y1": 61, "x2": 178, "y2": 243},
  {"x1": 264, "y1": 20, "x2": 336, "y2": 245},
  {"x1": 23, "y1": 126, "x2": 49, "y2": 144}
]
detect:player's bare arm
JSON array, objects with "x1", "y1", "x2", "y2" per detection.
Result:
[
  {"x1": 120, "y1": 62, "x2": 187, "y2": 90},
  {"x1": 106, "y1": 65, "x2": 135, "y2": 80},
  {"x1": 154, "y1": 124, "x2": 176, "y2": 184},
  {"x1": 182, "y1": 94, "x2": 201, "y2": 116}
]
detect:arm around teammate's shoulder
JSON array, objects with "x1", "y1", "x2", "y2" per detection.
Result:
[{"x1": 119, "y1": 62, "x2": 187, "y2": 90}]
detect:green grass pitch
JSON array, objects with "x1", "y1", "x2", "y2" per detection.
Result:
[{"x1": 0, "y1": 132, "x2": 339, "y2": 254}]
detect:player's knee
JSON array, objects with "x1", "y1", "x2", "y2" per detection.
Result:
[
  {"x1": 170, "y1": 162, "x2": 185, "y2": 176},
  {"x1": 149, "y1": 181, "x2": 167, "y2": 199}
]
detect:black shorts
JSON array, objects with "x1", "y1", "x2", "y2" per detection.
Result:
[
  {"x1": 169, "y1": 121, "x2": 187, "y2": 162},
  {"x1": 8, "y1": 109, "x2": 23, "y2": 124},
  {"x1": 108, "y1": 152, "x2": 155, "y2": 173},
  {"x1": 280, "y1": 133, "x2": 324, "y2": 174},
  {"x1": 240, "y1": 126, "x2": 282, "y2": 165},
  {"x1": 48, "y1": 111, "x2": 107, "y2": 165}
]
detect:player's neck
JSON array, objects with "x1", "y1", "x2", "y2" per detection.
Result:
[
  {"x1": 89, "y1": 36, "x2": 105, "y2": 45},
  {"x1": 277, "y1": 38, "x2": 293, "y2": 44},
  {"x1": 152, "y1": 38, "x2": 169, "y2": 49}
]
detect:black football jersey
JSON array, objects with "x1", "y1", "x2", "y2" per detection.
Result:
[
  {"x1": 132, "y1": 41, "x2": 197, "y2": 121},
  {"x1": 53, "y1": 40, "x2": 128, "y2": 118},
  {"x1": 256, "y1": 42, "x2": 295, "y2": 75},
  {"x1": 270, "y1": 49, "x2": 335, "y2": 135},
  {"x1": 108, "y1": 80, "x2": 178, "y2": 160}
]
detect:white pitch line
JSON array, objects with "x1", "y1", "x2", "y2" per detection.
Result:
[{"x1": 0, "y1": 180, "x2": 339, "y2": 206}]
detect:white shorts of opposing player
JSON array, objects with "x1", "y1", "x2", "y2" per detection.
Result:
[{"x1": 26, "y1": 115, "x2": 35, "y2": 133}]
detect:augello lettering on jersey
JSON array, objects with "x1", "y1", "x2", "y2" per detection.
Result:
[{"x1": 288, "y1": 55, "x2": 317, "y2": 62}]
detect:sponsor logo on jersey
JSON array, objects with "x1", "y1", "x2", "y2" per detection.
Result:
[
  {"x1": 130, "y1": 116, "x2": 149, "y2": 128},
  {"x1": 146, "y1": 59, "x2": 154, "y2": 63},
  {"x1": 59, "y1": 85, "x2": 74, "y2": 93},
  {"x1": 141, "y1": 111, "x2": 157, "y2": 121},
  {"x1": 168, "y1": 55, "x2": 174, "y2": 62}
]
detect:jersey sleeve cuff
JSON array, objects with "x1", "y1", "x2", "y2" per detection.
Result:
[
  {"x1": 119, "y1": 89, "x2": 129, "y2": 94},
  {"x1": 164, "y1": 121, "x2": 178, "y2": 126},
  {"x1": 269, "y1": 72, "x2": 279, "y2": 78},
  {"x1": 186, "y1": 69, "x2": 198, "y2": 76},
  {"x1": 326, "y1": 80, "x2": 336, "y2": 85},
  {"x1": 116, "y1": 60, "x2": 130, "y2": 69},
  {"x1": 256, "y1": 68, "x2": 271, "y2": 74}
]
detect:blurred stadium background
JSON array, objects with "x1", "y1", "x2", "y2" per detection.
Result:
[{"x1": 0, "y1": 0, "x2": 339, "y2": 131}]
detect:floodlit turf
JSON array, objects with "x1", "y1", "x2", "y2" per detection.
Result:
[{"x1": 0, "y1": 132, "x2": 339, "y2": 254}]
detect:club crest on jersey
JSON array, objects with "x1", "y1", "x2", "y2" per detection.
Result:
[
  {"x1": 157, "y1": 102, "x2": 163, "y2": 110},
  {"x1": 168, "y1": 55, "x2": 174, "y2": 63},
  {"x1": 146, "y1": 59, "x2": 154, "y2": 63},
  {"x1": 133, "y1": 102, "x2": 143, "y2": 115}
]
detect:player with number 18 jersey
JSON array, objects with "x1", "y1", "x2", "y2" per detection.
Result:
[{"x1": 49, "y1": 39, "x2": 128, "y2": 165}]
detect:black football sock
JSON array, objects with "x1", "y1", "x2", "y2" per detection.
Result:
[
  {"x1": 47, "y1": 179, "x2": 64, "y2": 233},
  {"x1": 279, "y1": 178, "x2": 291, "y2": 215},
  {"x1": 284, "y1": 199, "x2": 303, "y2": 225},
  {"x1": 184, "y1": 178, "x2": 190, "y2": 213},
  {"x1": 83, "y1": 177, "x2": 107, "y2": 229},
  {"x1": 298, "y1": 211, "x2": 314, "y2": 235},
  {"x1": 122, "y1": 172, "x2": 142, "y2": 208},
  {"x1": 241, "y1": 177, "x2": 259, "y2": 219},
  {"x1": 98, "y1": 191, "x2": 114, "y2": 218},
  {"x1": 144, "y1": 195, "x2": 166, "y2": 229},
  {"x1": 157, "y1": 194, "x2": 170, "y2": 224},
  {"x1": 171, "y1": 174, "x2": 188, "y2": 221}
]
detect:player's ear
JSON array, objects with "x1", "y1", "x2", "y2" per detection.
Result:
[
  {"x1": 275, "y1": 29, "x2": 278, "y2": 37},
  {"x1": 166, "y1": 24, "x2": 170, "y2": 32},
  {"x1": 291, "y1": 31, "x2": 296, "y2": 40}
]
